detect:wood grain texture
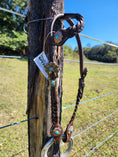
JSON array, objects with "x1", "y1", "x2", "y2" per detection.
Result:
[{"x1": 27, "y1": 0, "x2": 64, "y2": 156}]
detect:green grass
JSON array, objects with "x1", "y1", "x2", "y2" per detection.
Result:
[
  {"x1": 0, "y1": 57, "x2": 118, "y2": 157},
  {"x1": 0, "y1": 58, "x2": 28, "y2": 157}
]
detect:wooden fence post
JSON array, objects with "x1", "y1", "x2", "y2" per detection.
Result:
[{"x1": 27, "y1": 0, "x2": 64, "y2": 156}]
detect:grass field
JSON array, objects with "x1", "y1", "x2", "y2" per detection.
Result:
[{"x1": 0, "y1": 56, "x2": 118, "y2": 157}]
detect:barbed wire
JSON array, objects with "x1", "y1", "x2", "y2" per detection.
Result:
[{"x1": 84, "y1": 129, "x2": 118, "y2": 157}]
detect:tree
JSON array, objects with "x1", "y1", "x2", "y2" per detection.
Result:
[
  {"x1": 84, "y1": 43, "x2": 118, "y2": 63},
  {"x1": 103, "y1": 50, "x2": 117, "y2": 63},
  {"x1": 0, "y1": 0, "x2": 27, "y2": 31},
  {"x1": 0, "y1": 0, "x2": 27, "y2": 55},
  {"x1": 64, "y1": 45, "x2": 73, "y2": 56},
  {"x1": 74, "y1": 46, "x2": 78, "y2": 53}
]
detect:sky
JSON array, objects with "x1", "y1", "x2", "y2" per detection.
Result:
[{"x1": 64, "y1": 0, "x2": 118, "y2": 49}]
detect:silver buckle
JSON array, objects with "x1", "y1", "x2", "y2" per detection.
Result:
[{"x1": 41, "y1": 137, "x2": 73, "y2": 157}]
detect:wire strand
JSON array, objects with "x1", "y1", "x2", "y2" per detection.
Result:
[
  {"x1": 43, "y1": 31, "x2": 55, "y2": 51},
  {"x1": 64, "y1": 59, "x2": 118, "y2": 66},
  {"x1": 0, "y1": 55, "x2": 118, "y2": 66},
  {"x1": 72, "y1": 109, "x2": 118, "y2": 139},
  {"x1": 62, "y1": 91, "x2": 118, "y2": 110},
  {"x1": 0, "y1": 7, "x2": 118, "y2": 48},
  {"x1": 84, "y1": 129, "x2": 118, "y2": 157},
  {"x1": 28, "y1": 17, "x2": 53, "y2": 25},
  {"x1": 0, "y1": 116, "x2": 38, "y2": 129},
  {"x1": 0, "y1": 55, "x2": 34, "y2": 59},
  {"x1": 80, "y1": 33, "x2": 118, "y2": 48},
  {"x1": 0, "y1": 7, "x2": 25, "y2": 18}
]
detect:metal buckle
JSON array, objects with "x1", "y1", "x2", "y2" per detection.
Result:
[
  {"x1": 41, "y1": 137, "x2": 73, "y2": 157},
  {"x1": 61, "y1": 138, "x2": 73, "y2": 157}
]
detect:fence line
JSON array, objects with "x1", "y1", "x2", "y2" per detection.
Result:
[
  {"x1": 64, "y1": 59, "x2": 118, "y2": 66},
  {"x1": 0, "y1": 7, "x2": 25, "y2": 17},
  {"x1": 62, "y1": 90, "x2": 118, "y2": 110},
  {"x1": 0, "y1": 55, "x2": 118, "y2": 66},
  {"x1": 80, "y1": 33, "x2": 118, "y2": 48},
  {"x1": 0, "y1": 55, "x2": 33, "y2": 59},
  {"x1": 1, "y1": 7, "x2": 118, "y2": 48},
  {"x1": 84, "y1": 129, "x2": 118, "y2": 157},
  {"x1": 0, "y1": 6, "x2": 118, "y2": 156},
  {"x1": 72, "y1": 109, "x2": 118, "y2": 139},
  {"x1": 0, "y1": 96, "x2": 117, "y2": 130},
  {"x1": 0, "y1": 116, "x2": 38, "y2": 130}
]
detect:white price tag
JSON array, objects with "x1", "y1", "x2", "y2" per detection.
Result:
[{"x1": 34, "y1": 51, "x2": 49, "y2": 78}]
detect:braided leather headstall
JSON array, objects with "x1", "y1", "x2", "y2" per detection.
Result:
[{"x1": 45, "y1": 13, "x2": 87, "y2": 144}]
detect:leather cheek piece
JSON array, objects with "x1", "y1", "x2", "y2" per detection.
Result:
[{"x1": 48, "y1": 13, "x2": 87, "y2": 144}]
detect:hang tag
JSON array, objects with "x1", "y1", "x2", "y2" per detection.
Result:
[{"x1": 34, "y1": 51, "x2": 49, "y2": 79}]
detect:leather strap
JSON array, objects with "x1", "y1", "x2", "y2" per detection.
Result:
[{"x1": 48, "y1": 13, "x2": 87, "y2": 143}]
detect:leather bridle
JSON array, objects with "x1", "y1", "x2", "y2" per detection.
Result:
[{"x1": 45, "y1": 13, "x2": 87, "y2": 144}]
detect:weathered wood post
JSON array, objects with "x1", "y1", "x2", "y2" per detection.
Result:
[{"x1": 27, "y1": 0, "x2": 64, "y2": 156}]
